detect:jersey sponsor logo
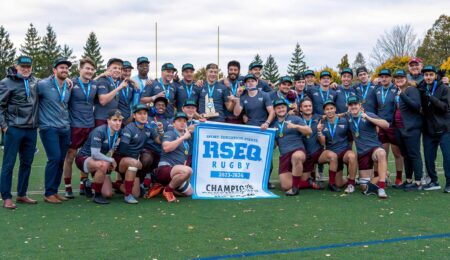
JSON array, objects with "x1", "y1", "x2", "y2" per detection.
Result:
[
  {"x1": 244, "y1": 100, "x2": 248, "y2": 104},
  {"x1": 217, "y1": 89, "x2": 223, "y2": 93},
  {"x1": 339, "y1": 124, "x2": 345, "y2": 129},
  {"x1": 93, "y1": 136, "x2": 101, "y2": 141},
  {"x1": 258, "y1": 98, "x2": 263, "y2": 102},
  {"x1": 123, "y1": 132, "x2": 131, "y2": 138},
  {"x1": 313, "y1": 92, "x2": 319, "y2": 96}
]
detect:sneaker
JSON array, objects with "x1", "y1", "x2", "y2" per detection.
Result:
[
  {"x1": 93, "y1": 194, "x2": 109, "y2": 204},
  {"x1": 328, "y1": 184, "x2": 341, "y2": 192},
  {"x1": 83, "y1": 179, "x2": 93, "y2": 198},
  {"x1": 363, "y1": 183, "x2": 379, "y2": 196},
  {"x1": 145, "y1": 183, "x2": 164, "y2": 198},
  {"x1": 395, "y1": 178, "x2": 403, "y2": 187},
  {"x1": 393, "y1": 180, "x2": 410, "y2": 189},
  {"x1": 285, "y1": 186, "x2": 299, "y2": 196},
  {"x1": 163, "y1": 190, "x2": 177, "y2": 202},
  {"x1": 268, "y1": 182, "x2": 276, "y2": 190},
  {"x1": 124, "y1": 194, "x2": 138, "y2": 204},
  {"x1": 404, "y1": 183, "x2": 423, "y2": 191},
  {"x1": 423, "y1": 181, "x2": 441, "y2": 191},
  {"x1": 421, "y1": 175, "x2": 431, "y2": 185},
  {"x1": 444, "y1": 185, "x2": 450, "y2": 193},
  {"x1": 64, "y1": 191, "x2": 75, "y2": 199},
  {"x1": 378, "y1": 188, "x2": 388, "y2": 199},
  {"x1": 344, "y1": 184, "x2": 355, "y2": 194},
  {"x1": 308, "y1": 178, "x2": 324, "y2": 190}
]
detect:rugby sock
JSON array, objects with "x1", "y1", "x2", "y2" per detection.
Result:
[
  {"x1": 64, "y1": 177, "x2": 72, "y2": 192},
  {"x1": 348, "y1": 178, "x2": 356, "y2": 185},
  {"x1": 92, "y1": 182, "x2": 102, "y2": 194},
  {"x1": 80, "y1": 176, "x2": 87, "y2": 190},
  {"x1": 328, "y1": 171, "x2": 336, "y2": 185},
  {"x1": 396, "y1": 171, "x2": 402, "y2": 181},
  {"x1": 374, "y1": 171, "x2": 379, "y2": 177},
  {"x1": 378, "y1": 181, "x2": 386, "y2": 189},
  {"x1": 164, "y1": 186, "x2": 174, "y2": 193},
  {"x1": 298, "y1": 180, "x2": 310, "y2": 189},
  {"x1": 124, "y1": 181, "x2": 133, "y2": 196},
  {"x1": 292, "y1": 176, "x2": 301, "y2": 188},
  {"x1": 113, "y1": 180, "x2": 123, "y2": 190}
]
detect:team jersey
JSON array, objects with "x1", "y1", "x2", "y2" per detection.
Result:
[
  {"x1": 239, "y1": 91, "x2": 272, "y2": 126},
  {"x1": 270, "y1": 115, "x2": 306, "y2": 155},
  {"x1": 322, "y1": 117, "x2": 351, "y2": 154},
  {"x1": 346, "y1": 112, "x2": 382, "y2": 155},
  {"x1": 159, "y1": 129, "x2": 190, "y2": 166},
  {"x1": 78, "y1": 124, "x2": 120, "y2": 157}
]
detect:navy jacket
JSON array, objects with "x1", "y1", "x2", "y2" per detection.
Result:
[
  {"x1": 397, "y1": 86, "x2": 422, "y2": 136},
  {"x1": 418, "y1": 81, "x2": 450, "y2": 135}
]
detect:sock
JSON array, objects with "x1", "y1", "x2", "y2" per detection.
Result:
[
  {"x1": 80, "y1": 176, "x2": 87, "y2": 190},
  {"x1": 348, "y1": 179, "x2": 355, "y2": 185},
  {"x1": 298, "y1": 180, "x2": 310, "y2": 189},
  {"x1": 64, "y1": 177, "x2": 72, "y2": 192},
  {"x1": 113, "y1": 180, "x2": 123, "y2": 190},
  {"x1": 292, "y1": 176, "x2": 301, "y2": 188},
  {"x1": 124, "y1": 181, "x2": 134, "y2": 196},
  {"x1": 329, "y1": 171, "x2": 336, "y2": 185},
  {"x1": 378, "y1": 181, "x2": 386, "y2": 189},
  {"x1": 396, "y1": 171, "x2": 402, "y2": 180},
  {"x1": 143, "y1": 174, "x2": 151, "y2": 187},
  {"x1": 164, "y1": 186, "x2": 174, "y2": 193},
  {"x1": 92, "y1": 182, "x2": 103, "y2": 195},
  {"x1": 374, "y1": 171, "x2": 379, "y2": 177}
]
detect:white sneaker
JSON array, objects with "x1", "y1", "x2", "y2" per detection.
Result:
[
  {"x1": 378, "y1": 188, "x2": 388, "y2": 199},
  {"x1": 344, "y1": 184, "x2": 355, "y2": 194}
]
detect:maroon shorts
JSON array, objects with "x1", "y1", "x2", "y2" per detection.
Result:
[
  {"x1": 337, "y1": 149, "x2": 351, "y2": 172},
  {"x1": 378, "y1": 127, "x2": 397, "y2": 145},
  {"x1": 303, "y1": 149, "x2": 323, "y2": 173},
  {"x1": 112, "y1": 153, "x2": 125, "y2": 173},
  {"x1": 95, "y1": 119, "x2": 107, "y2": 127},
  {"x1": 358, "y1": 147, "x2": 381, "y2": 170},
  {"x1": 142, "y1": 148, "x2": 161, "y2": 172},
  {"x1": 186, "y1": 155, "x2": 192, "y2": 167},
  {"x1": 70, "y1": 127, "x2": 93, "y2": 149},
  {"x1": 225, "y1": 117, "x2": 243, "y2": 124},
  {"x1": 278, "y1": 148, "x2": 306, "y2": 175},
  {"x1": 75, "y1": 155, "x2": 90, "y2": 173},
  {"x1": 155, "y1": 165, "x2": 173, "y2": 186}
]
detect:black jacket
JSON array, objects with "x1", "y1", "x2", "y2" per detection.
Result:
[
  {"x1": 397, "y1": 86, "x2": 422, "y2": 136},
  {"x1": 0, "y1": 67, "x2": 39, "y2": 129},
  {"x1": 418, "y1": 81, "x2": 450, "y2": 135}
]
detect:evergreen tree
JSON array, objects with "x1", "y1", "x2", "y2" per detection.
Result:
[
  {"x1": 337, "y1": 54, "x2": 350, "y2": 72},
  {"x1": 82, "y1": 32, "x2": 105, "y2": 74},
  {"x1": 287, "y1": 42, "x2": 307, "y2": 77},
  {"x1": 20, "y1": 23, "x2": 41, "y2": 73},
  {"x1": 61, "y1": 44, "x2": 78, "y2": 76},
  {"x1": 262, "y1": 54, "x2": 280, "y2": 84},
  {"x1": 251, "y1": 54, "x2": 264, "y2": 65},
  {"x1": 0, "y1": 25, "x2": 16, "y2": 79},
  {"x1": 417, "y1": 14, "x2": 450, "y2": 66},
  {"x1": 352, "y1": 52, "x2": 367, "y2": 71},
  {"x1": 38, "y1": 24, "x2": 61, "y2": 78}
]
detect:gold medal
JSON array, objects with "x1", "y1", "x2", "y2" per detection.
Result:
[
  {"x1": 355, "y1": 132, "x2": 360, "y2": 138},
  {"x1": 362, "y1": 99, "x2": 366, "y2": 104},
  {"x1": 306, "y1": 135, "x2": 311, "y2": 139},
  {"x1": 184, "y1": 150, "x2": 188, "y2": 155},
  {"x1": 279, "y1": 133, "x2": 284, "y2": 138}
]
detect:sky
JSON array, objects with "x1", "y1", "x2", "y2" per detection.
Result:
[{"x1": 2, "y1": 0, "x2": 449, "y2": 78}]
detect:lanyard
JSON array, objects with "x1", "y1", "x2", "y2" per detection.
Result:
[
  {"x1": 327, "y1": 117, "x2": 339, "y2": 140},
  {"x1": 183, "y1": 80, "x2": 194, "y2": 98},
  {"x1": 138, "y1": 77, "x2": 147, "y2": 93},
  {"x1": 24, "y1": 79, "x2": 30, "y2": 98},
  {"x1": 319, "y1": 87, "x2": 330, "y2": 102},
  {"x1": 53, "y1": 78, "x2": 67, "y2": 103},
  {"x1": 277, "y1": 120, "x2": 285, "y2": 137},
  {"x1": 360, "y1": 82, "x2": 371, "y2": 100},
  {"x1": 77, "y1": 77, "x2": 91, "y2": 102},
  {"x1": 380, "y1": 85, "x2": 391, "y2": 105},
  {"x1": 206, "y1": 82, "x2": 215, "y2": 98},
  {"x1": 352, "y1": 112, "x2": 362, "y2": 134},
  {"x1": 297, "y1": 92, "x2": 304, "y2": 105},
  {"x1": 106, "y1": 127, "x2": 119, "y2": 152},
  {"x1": 230, "y1": 80, "x2": 239, "y2": 96},
  {"x1": 174, "y1": 129, "x2": 189, "y2": 154},
  {"x1": 108, "y1": 77, "x2": 120, "y2": 98},
  {"x1": 343, "y1": 88, "x2": 351, "y2": 100},
  {"x1": 427, "y1": 81, "x2": 438, "y2": 96},
  {"x1": 302, "y1": 116, "x2": 312, "y2": 128},
  {"x1": 121, "y1": 85, "x2": 130, "y2": 101},
  {"x1": 278, "y1": 91, "x2": 291, "y2": 106},
  {"x1": 159, "y1": 78, "x2": 171, "y2": 99}
]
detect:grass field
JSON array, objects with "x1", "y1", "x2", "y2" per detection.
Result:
[{"x1": 0, "y1": 138, "x2": 449, "y2": 259}]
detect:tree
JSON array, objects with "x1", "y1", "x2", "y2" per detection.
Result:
[
  {"x1": 372, "y1": 56, "x2": 410, "y2": 80},
  {"x1": 193, "y1": 67, "x2": 224, "y2": 81},
  {"x1": 417, "y1": 14, "x2": 450, "y2": 66},
  {"x1": 262, "y1": 54, "x2": 280, "y2": 84},
  {"x1": 440, "y1": 56, "x2": 450, "y2": 77},
  {"x1": 287, "y1": 42, "x2": 307, "y2": 77},
  {"x1": 82, "y1": 32, "x2": 105, "y2": 75},
  {"x1": 251, "y1": 54, "x2": 264, "y2": 66},
  {"x1": 352, "y1": 52, "x2": 367, "y2": 71},
  {"x1": 38, "y1": 24, "x2": 61, "y2": 78},
  {"x1": 336, "y1": 54, "x2": 350, "y2": 72},
  {"x1": 314, "y1": 66, "x2": 341, "y2": 84},
  {"x1": 61, "y1": 44, "x2": 78, "y2": 76},
  {"x1": 20, "y1": 23, "x2": 41, "y2": 72},
  {"x1": 0, "y1": 25, "x2": 16, "y2": 79},
  {"x1": 370, "y1": 24, "x2": 419, "y2": 68}
]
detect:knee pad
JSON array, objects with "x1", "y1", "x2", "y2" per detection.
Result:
[
  {"x1": 176, "y1": 181, "x2": 193, "y2": 195},
  {"x1": 359, "y1": 177, "x2": 371, "y2": 185},
  {"x1": 128, "y1": 166, "x2": 138, "y2": 172}
]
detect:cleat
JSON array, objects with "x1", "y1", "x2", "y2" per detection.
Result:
[
  {"x1": 83, "y1": 179, "x2": 93, "y2": 198},
  {"x1": 444, "y1": 185, "x2": 450, "y2": 193},
  {"x1": 285, "y1": 186, "x2": 299, "y2": 196},
  {"x1": 93, "y1": 194, "x2": 109, "y2": 204},
  {"x1": 344, "y1": 184, "x2": 355, "y2": 194},
  {"x1": 309, "y1": 178, "x2": 324, "y2": 190},
  {"x1": 145, "y1": 183, "x2": 164, "y2": 198},
  {"x1": 328, "y1": 184, "x2": 341, "y2": 192},
  {"x1": 268, "y1": 182, "x2": 276, "y2": 189},
  {"x1": 378, "y1": 188, "x2": 388, "y2": 199},
  {"x1": 124, "y1": 194, "x2": 138, "y2": 204},
  {"x1": 363, "y1": 183, "x2": 379, "y2": 196},
  {"x1": 163, "y1": 190, "x2": 176, "y2": 202},
  {"x1": 403, "y1": 182, "x2": 422, "y2": 191},
  {"x1": 422, "y1": 181, "x2": 441, "y2": 191},
  {"x1": 64, "y1": 191, "x2": 75, "y2": 199},
  {"x1": 79, "y1": 188, "x2": 86, "y2": 196},
  {"x1": 394, "y1": 178, "x2": 403, "y2": 187}
]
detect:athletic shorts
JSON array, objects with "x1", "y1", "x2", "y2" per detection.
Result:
[
  {"x1": 378, "y1": 127, "x2": 397, "y2": 145},
  {"x1": 112, "y1": 153, "x2": 125, "y2": 173},
  {"x1": 142, "y1": 148, "x2": 161, "y2": 172},
  {"x1": 186, "y1": 155, "x2": 192, "y2": 167},
  {"x1": 75, "y1": 155, "x2": 90, "y2": 173},
  {"x1": 95, "y1": 119, "x2": 107, "y2": 127},
  {"x1": 337, "y1": 149, "x2": 352, "y2": 172},
  {"x1": 358, "y1": 147, "x2": 382, "y2": 170},
  {"x1": 303, "y1": 149, "x2": 323, "y2": 173},
  {"x1": 225, "y1": 117, "x2": 243, "y2": 124},
  {"x1": 70, "y1": 127, "x2": 93, "y2": 149},
  {"x1": 155, "y1": 165, "x2": 173, "y2": 186},
  {"x1": 278, "y1": 148, "x2": 306, "y2": 175}
]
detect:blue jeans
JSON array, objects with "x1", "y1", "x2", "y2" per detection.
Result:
[
  {"x1": 0, "y1": 127, "x2": 37, "y2": 199},
  {"x1": 423, "y1": 132, "x2": 450, "y2": 186},
  {"x1": 39, "y1": 127, "x2": 71, "y2": 196},
  {"x1": 396, "y1": 128, "x2": 423, "y2": 181}
]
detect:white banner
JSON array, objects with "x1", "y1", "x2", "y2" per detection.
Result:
[{"x1": 191, "y1": 122, "x2": 278, "y2": 199}]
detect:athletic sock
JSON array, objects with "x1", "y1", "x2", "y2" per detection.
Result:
[
  {"x1": 80, "y1": 176, "x2": 88, "y2": 190},
  {"x1": 64, "y1": 177, "x2": 72, "y2": 192},
  {"x1": 292, "y1": 176, "x2": 301, "y2": 188},
  {"x1": 298, "y1": 180, "x2": 310, "y2": 189},
  {"x1": 328, "y1": 171, "x2": 336, "y2": 185},
  {"x1": 92, "y1": 182, "x2": 103, "y2": 194},
  {"x1": 378, "y1": 181, "x2": 386, "y2": 189},
  {"x1": 347, "y1": 178, "x2": 355, "y2": 185},
  {"x1": 396, "y1": 171, "x2": 402, "y2": 180},
  {"x1": 113, "y1": 180, "x2": 123, "y2": 190},
  {"x1": 124, "y1": 181, "x2": 134, "y2": 196},
  {"x1": 164, "y1": 186, "x2": 174, "y2": 193}
]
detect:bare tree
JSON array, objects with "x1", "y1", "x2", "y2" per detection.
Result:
[{"x1": 370, "y1": 24, "x2": 420, "y2": 68}]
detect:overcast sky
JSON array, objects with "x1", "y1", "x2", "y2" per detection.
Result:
[{"x1": 3, "y1": 0, "x2": 449, "y2": 78}]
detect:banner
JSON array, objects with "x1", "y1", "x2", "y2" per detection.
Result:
[{"x1": 191, "y1": 122, "x2": 278, "y2": 199}]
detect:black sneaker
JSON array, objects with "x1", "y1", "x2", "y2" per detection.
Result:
[
  {"x1": 392, "y1": 180, "x2": 409, "y2": 189},
  {"x1": 423, "y1": 181, "x2": 441, "y2": 191},
  {"x1": 268, "y1": 182, "x2": 276, "y2": 190},
  {"x1": 328, "y1": 184, "x2": 341, "y2": 192},
  {"x1": 363, "y1": 183, "x2": 379, "y2": 196},
  {"x1": 79, "y1": 188, "x2": 86, "y2": 196},
  {"x1": 93, "y1": 194, "x2": 109, "y2": 204},
  {"x1": 403, "y1": 183, "x2": 423, "y2": 191},
  {"x1": 285, "y1": 187, "x2": 299, "y2": 196},
  {"x1": 444, "y1": 185, "x2": 450, "y2": 193},
  {"x1": 83, "y1": 179, "x2": 94, "y2": 198},
  {"x1": 64, "y1": 191, "x2": 75, "y2": 199}
]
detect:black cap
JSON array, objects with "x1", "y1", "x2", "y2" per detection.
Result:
[
  {"x1": 182, "y1": 63, "x2": 195, "y2": 72},
  {"x1": 136, "y1": 56, "x2": 150, "y2": 65},
  {"x1": 248, "y1": 62, "x2": 263, "y2": 70},
  {"x1": 161, "y1": 63, "x2": 176, "y2": 71},
  {"x1": 154, "y1": 96, "x2": 168, "y2": 106},
  {"x1": 243, "y1": 73, "x2": 257, "y2": 83},
  {"x1": 107, "y1": 109, "x2": 124, "y2": 119},
  {"x1": 174, "y1": 111, "x2": 188, "y2": 120},
  {"x1": 279, "y1": 75, "x2": 293, "y2": 84},
  {"x1": 133, "y1": 104, "x2": 148, "y2": 113},
  {"x1": 53, "y1": 57, "x2": 72, "y2": 68},
  {"x1": 347, "y1": 95, "x2": 360, "y2": 105},
  {"x1": 183, "y1": 99, "x2": 197, "y2": 107},
  {"x1": 378, "y1": 68, "x2": 392, "y2": 77},
  {"x1": 323, "y1": 100, "x2": 336, "y2": 109},
  {"x1": 393, "y1": 69, "x2": 407, "y2": 78},
  {"x1": 304, "y1": 70, "x2": 315, "y2": 77},
  {"x1": 320, "y1": 70, "x2": 332, "y2": 79},
  {"x1": 294, "y1": 73, "x2": 305, "y2": 81},
  {"x1": 273, "y1": 98, "x2": 288, "y2": 108},
  {"x1": 107, "y1": 58, "x2": 123, "y2": 67},
  {"x1": 421, "y1": 65, "x2": 437, "y2": 74},
  {"x1": 340, "y1": 68, "x2": 353, "y2": 77},
  {"x1": 122, "y1": 61, "x2": 134, "y2": 69},
  {"x1": 356, "y1": 66, "x2": 368, "y2": 75},
  {"x1": 16, "y1": 56, "x2": 32, "y2": 66}
]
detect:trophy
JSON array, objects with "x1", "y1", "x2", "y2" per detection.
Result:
[{"x1": 203, "y1": 95, "x2": 219, "y2": 118}]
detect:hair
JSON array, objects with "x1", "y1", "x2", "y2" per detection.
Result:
[
  {"x1": 206, "y1": 63, "x2": 218, "y2": 70},
  {"x1": 299, "y1": 97, "x2": 313, "y2": 107},
  {"x1": 107, "y1": 109, "x2": 123, "y2": 119},
  {"x1": 227, "y1": 60, "x2": 240, "y2": 70},
  {"x1": 80, "y1": 57, "x2": 96, "y2": 69}
]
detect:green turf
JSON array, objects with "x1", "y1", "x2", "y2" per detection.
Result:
[{"x1": 0, "y1": 137, "x2": 448, "y2": 259}]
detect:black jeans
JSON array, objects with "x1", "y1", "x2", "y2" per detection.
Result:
[{"x1": 396, "y1": 128, "x2": 423, "y2": 181}]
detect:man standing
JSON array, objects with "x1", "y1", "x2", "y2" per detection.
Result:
[
  {"x1": 38, "y1": 58, "x2": 73, "y2": 204},
  {"x1": 221, "y1": 60, "x2": 244, "y2": 124},
  {"x1": 119, "y1": 61, "x2": 137, "y2": 123},
  {"x1": 304, "y1": 70, "x2": 318, "y2": 89},
  {"x1": 294, "y1": 73, "x2": 308, "y2": 109},
  {"x1": 306, "y1": 71, "x2": 337, "y2": 115},
  {"x1": 63, "y1": 58, "x2": 98, "y2": 198},
  {"x1": 174, "y1": 63, "x2": 200, "y2": 111},
  {"x1": 248, "y1": 62, "x2": 272, "y2": 92},
  {"x1": 132, "y1": 56, "x2": 152, "y2": 106},
  {"x1": 355, "y1": 66, "x2": 377, "y2": 113},
  {"x1": 407, "y1": 57, "x2": 424, "y2": 85},
  {"x1": 0, "y1": 56, "x2": 39, "y2": 209},
  {"x1": 335, "y1": 68, "x2": 356, "y2": 114},
  {"x1": 418, "y1": 65, "x2": 450, "y2": 193}
]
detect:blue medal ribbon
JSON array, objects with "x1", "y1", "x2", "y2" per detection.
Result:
[
  {"x1": 108, "y1": 77, "x2": 120, "y2": 98},
  {"x1": 277, "y1": 120, "x2": 285, "y2": 137},
  {"x1": 53, "y1": 77, "x2": 67, "y2": 103},
  {"x1": 159, "y1": 78, "x2": 171, "y2": 99},
  {"x1": 107, "y1": 127, "x2": 119, "y2": 152},
  {"x1": 297, "y1": 92, "x2": 304, "y2": 105},
  {"x1": 352, "y1": 112, "x2": 362, "y2": 136},
  {"x1": 77, "y1": 77, "x2": 91, "y2": 103},
  {"x1": 302, "y1": 116, "x2": 312, "y2": 128},
  {"x1": 360, "y1": 82, "x2": 371, "y2": 101},
  {"x1": 24, "y1": 79, "x2": 30, "y2": 98},
  {"x1": 121, "y1": 85, "x2": 130, "y2": 102},
  {"x1": 343, "y1": 88, "x2": 351, "y2": 101},
  {"x1": 380, "y1": 85, "x2": 391, "y2": 105},
  {"x1": 174, "y1": 129, "x2": 189, "y2": 154},
  {"x1": 427, "y1": 81, "x2": 438, "y2": 96},
  {"x1": 319, "y1": 87, "x2": 330, "y2": 102},
  {"x1": 230, "y1": 80, "x2": 239, "y2": 96},
  {"x1": 327, "y1": 117, "x2": 339, "y2": 140},
  {"x1": 183, "y1": 80, "x2": 194, "y2": 98},
  {"x1": 206, "y1": 82, "x2": 216, "y2": 98}
]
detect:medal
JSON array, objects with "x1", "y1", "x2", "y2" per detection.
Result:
[
  {"x1": 306, "y1": 135, "x2": 310, "y2": 139},
  {"x1": 362, "y1": 99, "x2": 366, "y2": 104},
  {"x1": 360, "y1": 82, "x2": 371, "y2": 104},
  {"x1": 53, "y1": 77, "x2": 67, "y2": 106},
  {"x1": 352, "y1": 112, "x2": 362, "y2": 139},
  {"x1": 280, "y1": 133, "x2": 284, "y2": 138},
  {"x1": 184, "y1": 150, "x2": 188, "y2": 155},
  {"x1": 277, "y1": 120, "x2": 285, "y2": 138},
  {"x1": 355, "y1": 132, "x2": 360, "y2": 138}
]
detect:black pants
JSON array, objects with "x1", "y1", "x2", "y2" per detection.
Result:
[{"x1": 395, "y1": 128, "x2": 423, "y2": 181}]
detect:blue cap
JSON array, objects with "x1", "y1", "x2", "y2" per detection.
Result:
[
  {"x1": 248, "y1": 62, "x2": 263, "y2": 70},
  {"x1": 137, "y1": 56, "x2": 150, "y2": 65},
  {"x1": 107, "y1": 58, "x2": 123, "y2": 67},
  {"x1": 320, "y1": 70, "x2": 332, "y2": 79},
  {"x1": 182, "y1": 63, "x2": 195, "y2": 72},
  {"x1": 16, "y1": 56, "x2": 32, "y2": 66},
  {"x1": 378, "y1": 68, "x2": 392, "y2": 77},
  {"x1": 347, "y1": 95, "x2": 360, "y2": 105},
  {"x1": 122, "y1": 61, "x2": 134, "y2": 69},
  {"x1": 174, "y1": 111, "x2": 188, "y2": 120},
  {"x1": 53, "y1": 57, "x2": 72, "y2": 68},
  {"x1": 304, "y1": 70, "x2": 315, "y2": 77},
  {"x1": 393, "y1": 69, "x2": 407, "y2": 78},
  {"x1": 132, "y1": 104, "x2": 148, "y2": 113},
  {"x1": 323, "y1": 100, "x2": 336, "y2": 109},
  {"x1": 243, "y1": 73, "x2": 257, "y2": 83},
  {"x1": 161, "y1": 63, "x2": 176, "y2": 71},
  {"x1": 340, "y1": 68, "x2": 353, "y2": 77},
  {"x1": 273, "y1": 98, "x2": 288, "y2": 107},
  {"x1": 279, "y1": 75, "x2": 293, "y2": 84},
  {"x1": 183, "y1": 99, "x2": 197, "y2": 107},
  {"x1": 154, "y1": 96, "x2": 168, "y2": 105},
  {"x1": 421, "y1": 65, "x2": 437, "y2": 74}
]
